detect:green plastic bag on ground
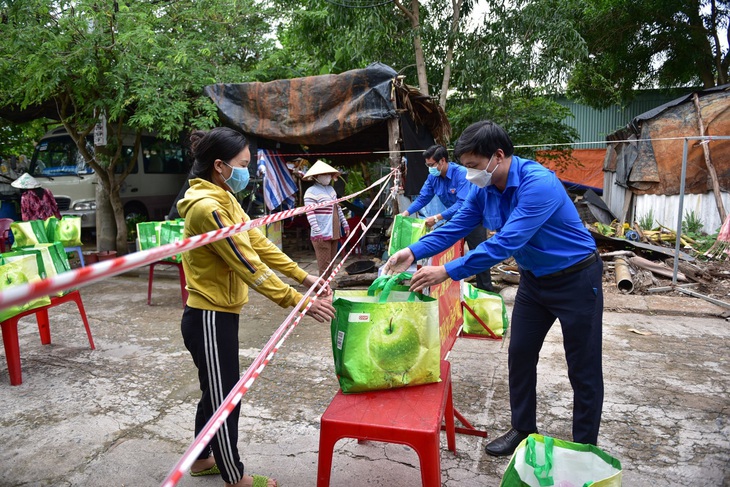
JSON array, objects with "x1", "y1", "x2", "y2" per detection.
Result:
[
  {"x1": 11, "y1": 220, "x2": 50, "y2": 248},
  {"x1": 388, "y1": 214, "x2": 429, "y2": 255},
  {"x1": 501, "y1": 434, "x2": 622, "y2": 487},
  {"x1": 461, "y1": 282, "x2": 509, "y2": 337},
  {"x1": 331, "y1": 272, "x2": 440, "y2": 393},
  {"x1": 160, "y1": 219, "x2": 185, "y2": 263},
  {"x1": 0, "y1": 254, "x2": 51, "y2": 321},
  {"x1": 53, "y1": 216, "x2": 83, "y2": 247}
]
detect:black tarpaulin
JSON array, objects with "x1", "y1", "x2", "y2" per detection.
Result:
[{"x1": 204, "y1": 63, "x2": 399, "y2": 147}]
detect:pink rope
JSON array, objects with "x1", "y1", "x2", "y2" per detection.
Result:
[
  {"x1": 160, "y1": 174, "x2": 397, "y2": 486},
  {"x1": 0, "y1": 172, "x2": 394, "y2": 312}
]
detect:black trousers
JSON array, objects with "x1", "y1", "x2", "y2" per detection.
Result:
[
  {"x1": 509, "y1": 257, "x2": 604, "y2": 444},
  {"x1": 181, "y1": 306, "x2": 245, "y2": 484},
  {"x1": 464, "y1": 225, "x2": 493, "y2": 291}
]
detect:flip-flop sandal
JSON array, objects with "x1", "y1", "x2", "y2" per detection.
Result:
[
  {"x1": 190, "y1": 464, "x2": 220, "y2": 476},
  {"x1": 252, "y1": 474, "x2": 277, "y2": 487}
]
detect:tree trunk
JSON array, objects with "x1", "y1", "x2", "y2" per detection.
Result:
[
  {"x1": 109, "y1": 183, "x2": 128, "y2": 254},
  {"x1": 394, "y1": 0, "x2": 429, "y2": 96},
  {"x1": 96, "y1": 181, "x2": 116, "y2": 252},
  {"x1": 439, "y1": 0, "x2": 463, "y2": 110},
  {"x1": 410, "y1": 0, "x2": 429, "y2": 96}
]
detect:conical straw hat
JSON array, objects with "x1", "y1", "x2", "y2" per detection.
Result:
[
  {"x1": 11, "y1": 173, "x2": 41, "y2": 189},
  {"x1": 303, "y1": 160, "x2": 339, "y2": 180}
]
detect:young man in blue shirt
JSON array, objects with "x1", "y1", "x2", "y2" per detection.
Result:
[
  {"x1": 385, "y1": 120, "x2": 604, "y2": 456},
  {"x1": 401, "y1": 144, "x2": 493, "y2": 291}
]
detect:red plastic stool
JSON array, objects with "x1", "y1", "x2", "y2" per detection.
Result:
[
  {"x1": 1, "y1": 289, "x2": 95, "y2": 386},
  {"x1": 317, "y1": 360, "x2": 456, "y2": 487},
  {"x1": 147, "y1": 260, "x2": 188, "y2": 308}
]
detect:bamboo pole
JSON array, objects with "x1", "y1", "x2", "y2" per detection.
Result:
[
  {"x1": 388, "y1": 91, "x2": 402, "y2": 214},
  {"x1": 693, "y1": 93, "x2": 726, "y2": 222}
]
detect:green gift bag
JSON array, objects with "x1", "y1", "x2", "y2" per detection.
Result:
[
  {"x1": 0, "y1": 254, "x2": 51, "y2": 322},
  {"x1": 461, "y1": 282, "x2": 509, "y2": 337},
  {"x1": 331, "y1": 272, "x2": 440, "y2": 393},
  {"x1": 11, "y1": 220, "x2": 50, "y2": 248},
  {"x1": 137, "y1": 221, "x2": 162, "y2": 251},
  {"x1": 53, "y1": 216, "x2": 83, "y2": 247},
  {"x1": 501, "y1": 434, "x2": 622, "y2": 487},
  {"x1": 160, "y1": 219, "x2": 185, "y2": 263},
  {"x1": 27, "y1": 243, "x2": 73, "y2": 295},
  {"x1": 388, "y1": 215, "x2": 429, "y2": 255},
  {"x1": 44, "y1": 216, "x2": 59, "y2": 243},
  {"x1": 3, "y1": 244, "x2": 69, "y2": 296}
]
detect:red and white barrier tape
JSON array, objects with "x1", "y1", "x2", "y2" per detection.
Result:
[
  {"x1": 160, "y1": 172, "x2": 397, "y2": 486},
  {"x1": 0, "y1": 171, "x2": 395, "y2": 312}
]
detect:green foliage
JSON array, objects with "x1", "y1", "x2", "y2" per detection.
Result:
[
  {"x1": 343, "y1": 167, "x2": 366, "y2": 196},
  {"x1": 592, "y1": 222, "x2": 615, "y2": 236},
  {"x1": 264, "y1": 0, "x2": 413, "y2": 78},
  {"x1": 0, "y1": 119, "x2": 49, "y2": 158},
  {"x1": 125, "y1": 213, "x2": 146, "y2": 242},
  {"x1": 692, "y1": 231, "x2": 718, "y2": 256},
  {"x1": 0, "y1": 0, "x2": 278, "y2": 246},
  {"x1": 566, "y1": 0, "x2": 729, "y2": 108},
  {"x1": 638, "y1": 210, "x2": 656, "y2": 231},
  {"x1": 447, "y1": 95, "x2": 579, "y2": 161},
  {"x1": 682, "y1": 210, "x2": 704, "y2": 236}
]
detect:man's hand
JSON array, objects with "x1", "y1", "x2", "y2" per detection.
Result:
[
  {"x1": 409, "y1": 265, "x2": 449, "y2": 292},
  {"x1": 383, "y1": 248, "x2": 415, "y2": 275},
  {"x1": 302, "y1": 274, "x2": 332, "y2": 297},
  {"x1": 399, "y1": 210, "x2": 410, "y2": 217},
  {"x1": 308, "y1": 296, "x2": 336, "y2": 322},
  {"x1": 425, "y1": 214, "x2": 441, "y2": 228}
]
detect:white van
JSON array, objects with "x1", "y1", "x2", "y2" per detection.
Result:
[{"x1": 29, "y1": 127, "x2": 189, "y2": 228}]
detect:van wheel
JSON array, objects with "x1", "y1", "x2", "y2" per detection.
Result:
[{"x1": 124, "y1": 203, "x2": 149, "y2": 221}]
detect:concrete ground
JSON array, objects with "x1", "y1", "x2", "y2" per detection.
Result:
[{"x1": 0, "y1": 254, "x2": 728, "y2": 487}]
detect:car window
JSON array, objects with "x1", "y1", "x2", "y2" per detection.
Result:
[
  {"x1": 30, "y1": 136, "x2": 94, "y2": 176},
  {"x1": 142, "y1": 137, "x2": 187, "y2": 174}
]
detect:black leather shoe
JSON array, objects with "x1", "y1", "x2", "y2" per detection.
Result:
[{"x1": 485, "y1": 428, "x2": 535, "y2": 457}]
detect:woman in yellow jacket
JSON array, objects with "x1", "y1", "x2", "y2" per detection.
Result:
[{"x1": 177, "y1": 127, "x2": 335, "y2": 487}]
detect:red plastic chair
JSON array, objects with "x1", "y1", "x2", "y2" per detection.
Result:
[
  {"x1": 0, "y1": 218, "x2": 13, "y2": 253},
  {"x1": 147, "y1": 260, "x2": 188, "y2": 308},
  {"x1": 317, "y1": 360, "x2": 456, "y2": 487},
  {"x1": 1, "y1": 290, "x2": 95, "y2": 386}
]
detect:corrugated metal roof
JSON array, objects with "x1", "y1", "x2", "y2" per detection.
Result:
[{"x1": 554, "y1": 90, "x2": 696, "y2": 149}]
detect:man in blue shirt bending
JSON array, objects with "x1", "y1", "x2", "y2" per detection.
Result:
[
  {"x1": 401, "y1": 144, "x2": 492, "y2": 291},
  {"x1": 385, "y1": 120, "x2": 604, "y2": 456}
]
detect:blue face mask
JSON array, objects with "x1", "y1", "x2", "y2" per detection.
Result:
[
  {"x1": 223, "y1": 163, "x2": 250, "y2": 193},
  {"x1": 428, "y1": 166, "x2": 441, "y2": 176}
]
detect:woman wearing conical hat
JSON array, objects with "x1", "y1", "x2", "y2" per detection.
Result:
[
  {"x1": 303, "y1": 160, "x2": 350, "y2": 279},
  {"x1": 11, "y1": 173, "x2": 61, "y2": 221}
]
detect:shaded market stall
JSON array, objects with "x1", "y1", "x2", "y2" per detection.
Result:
[{"x1": 204, "y1": 62, "x2": 450, "y2": 202}]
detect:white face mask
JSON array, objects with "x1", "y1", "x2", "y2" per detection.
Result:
[
  {"x1": 316, "y1": 174, "x2": 333, "y2": 185},
  {"x1": 465, "y1": 155, "x2": 498, "y2": 188}
]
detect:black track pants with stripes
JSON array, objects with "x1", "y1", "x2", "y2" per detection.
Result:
[{"x1": 182, "y1": 306, "x2": 245, "y2": 484}]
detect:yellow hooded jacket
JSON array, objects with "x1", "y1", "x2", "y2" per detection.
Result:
[{"x1": 177, "y1": 178, "x2": 308, "y2": 314}]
